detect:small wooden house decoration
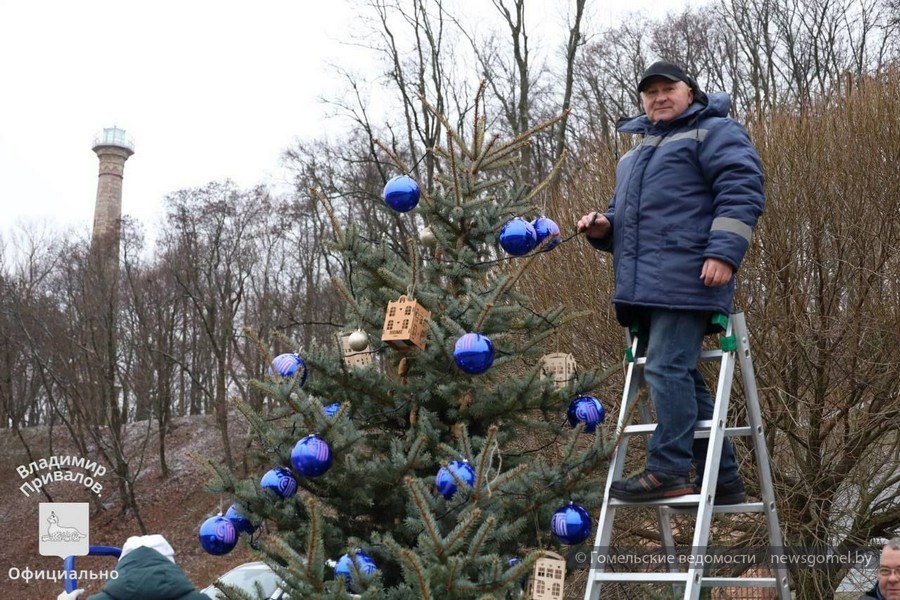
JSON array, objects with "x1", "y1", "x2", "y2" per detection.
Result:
[
  {"x1": 381, "y1": 295, "x2": 431, "y2": 352},
  {"x1": 337, "y1": 332, "x2": 373, "y2": 368},
  {"x1": 525, "y1": 551, "x2": 566, "y2": 600},
  {"x1": 540, "y1": 352, "x2": 577, "y2": 389}
]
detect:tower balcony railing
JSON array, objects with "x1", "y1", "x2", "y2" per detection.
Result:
[{"x1": 92, "y1": 127, "x2": 135, "y2": 152}]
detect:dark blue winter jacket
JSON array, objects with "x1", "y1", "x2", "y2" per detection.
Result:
[{"x1": 590, "y1": 92, "x2": 764, "y2": 326}]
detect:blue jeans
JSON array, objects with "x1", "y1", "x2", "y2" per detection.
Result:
[{"x1": 638, "y1": 308, "x2": 740, "y2": 482}]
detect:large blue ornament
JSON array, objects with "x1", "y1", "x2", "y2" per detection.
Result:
[
  {"x1": 383, "y1": 175, "x2": 420, "y2": 212},
  {"x1": 260, "y1": 467, "x2": 298, "y2": 498},
  {"x1": 434, "y1": 460, "x2": 476, "y2": 499},
  {"x1": 498, "y1": 217, "x2": 538, "y2": 256},
  {"x1": 269, "y1": 353, "x2": 308, "y2": 387},
  {"x1": 531, "y1": 216, "x2": 561, "y2": 251},
  {"x1": 566, "y1": 395, "x2": 606, "y2": 433},
  {"x1": 323, "y1": 402, "x2": 342, "y2": 419},
  {"x1": 198, "y1": 515, "x2": 238, "y2": 555},
  {"x1": 334, "y1": 550, "x2": 378, "y2": 591},
  {"x1": 225, "y1": 504, "x2": 257, "y2": 535},
  {"x1": 453, "y1": 333, "x2": 495, "y2": 375},
  {"x1": 550, "y1": 501, "x2": 592, "y2": 545},
  {"x1": 291, "y1": 434, "x2": 333, "y2": 477}
]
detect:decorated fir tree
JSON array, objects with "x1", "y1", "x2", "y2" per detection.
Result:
[{"x1": 203, "y1": 90, "x2": 616, "y2": 599}]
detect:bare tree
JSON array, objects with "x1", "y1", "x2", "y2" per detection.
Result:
[{"x1": 158, "y1": 181, "x2": 268, "y2": 472}]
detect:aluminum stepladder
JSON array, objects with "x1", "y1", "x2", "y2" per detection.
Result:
[{"x1": 583, "y1": 312, "x2": 791, "y2": 600}]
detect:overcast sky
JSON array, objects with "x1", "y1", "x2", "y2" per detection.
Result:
[{"x1": 0, "y1": 0, "x2": 675, "y2": 245}]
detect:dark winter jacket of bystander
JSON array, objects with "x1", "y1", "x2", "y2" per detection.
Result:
[
  {"x1": 86, "y1": 547, "x2": 208, "y2": 600},
  {"x1": 859, "y1": 583, "x2": 886, "y2": 599}
]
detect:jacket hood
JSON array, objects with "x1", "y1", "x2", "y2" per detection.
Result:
[
  {"x1": 97, "y1": 547, "x2": 199, "y2": 600},
  {"x1": 618, "y1": 92, "x2": 732, "y2": 134}
]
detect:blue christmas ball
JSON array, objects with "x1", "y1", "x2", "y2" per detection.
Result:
[
  {"x1": 323, "y1": 402, "x2": 342, "y2": 419},
  {"x1": 453, "y1": 333, "x2": 495, "y2": 375},
  {"x1": 435, "y1": 460, "x2": 476, "y2": 499},
  {"x1": 498, "y1": 217, "x2": 538, "y2": 256},
  {"x1": 531, "y1": 216, "x2": 561, "y2": 251},
  {"x1": 291, "y1": 434, "x2": 333, "y2": 477},
  {"x1": 550, "y1": 502, "x2": 592, "y2": 545},
  {"x1": 269, "y1": 353, "x2": 308, "y2": 387},
  {"x1": 566, "y1": 395, "x2": 606, "y2": 433},
  {"x1": 507, "y1": 557, "x2": 528, "y2": 587},
  {"x1": 260, "y1": 467, "x2": 298, "y2": 498},
  {"x1": 383, "y1": 175, "x2": 420, "y2": 212},
  {"x1": 198, "y1": 515, "x2": 238, "y2": 555},
  {"x1": 225, "y1": 504, "x2": 257, "y2": 535},
  {"x1": 334, "y1": 550, "x2": 378, "y2": 591}
]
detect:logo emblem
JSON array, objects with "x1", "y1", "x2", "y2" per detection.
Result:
[{"x1": 39, "y1": 503, "x2": 89, "y2": 558}]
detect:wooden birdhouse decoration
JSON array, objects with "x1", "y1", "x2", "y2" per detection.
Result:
[
  {"x1": 381, "y1": 295, "x2": 431, "y2": 352},
  {"x1": 525, "y1": 551, "x2": 566, "y2": 599},
  {"x1": 337, "y1": 332, "x2": 373, "y2": 368},
  {"x1": 541, "y1": 352, "x2": 577, "y2": 389}
]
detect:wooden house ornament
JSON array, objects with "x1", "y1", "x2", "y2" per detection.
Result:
[
  {"x1": 525, "y1": 551, "x2": 566, "y2": 599},
  {"x1": 540, "y1": 352, "x2": 577, "y2": 389},
  {"x1": 381, "y1": 295, "x2": 431, "y2": 352},
  {"x1": 337, "y1": 332, "x2": 373, "y2": 368}
]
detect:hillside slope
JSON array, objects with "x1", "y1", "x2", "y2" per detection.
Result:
[{"x1": 1, "y1": 414, "x2": 257, "y2": 599}]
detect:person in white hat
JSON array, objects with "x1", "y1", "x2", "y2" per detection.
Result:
[{"x1": 58, "y1": 534, "x2": 208, "y2": 600}]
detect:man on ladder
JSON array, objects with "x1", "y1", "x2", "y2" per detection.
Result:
[{"x1": 577, "y1": 59, "x2": 765, "y2": 503}]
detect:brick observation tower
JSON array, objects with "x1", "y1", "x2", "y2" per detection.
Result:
[{"x1": 90, "y1": 126, "x2": 134, "y2": 258}]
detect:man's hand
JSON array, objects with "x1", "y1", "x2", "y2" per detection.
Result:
[
  {"x1": 58, "y1": 590, "x2": 83, "y2": 600},
  {"x1": 701, "y1": 258, "x2": 734, "y2": 287},
  {"x1": 576, "y1": 211, "x2": 611, "y2": 239}
]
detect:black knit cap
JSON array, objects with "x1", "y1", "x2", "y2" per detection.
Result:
[{"x1": 638, "y1": 61, "x2": 693, "y2": 91}]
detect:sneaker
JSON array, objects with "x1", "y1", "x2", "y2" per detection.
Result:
[
  {"x1": 694, "y1": 477, "x2": 747, "y2": 505},
  {"x1": 713, "y1": 477, "x2": 746, "y2": 505},
  {"x1": 609, "y1": 470, "x2": 695, "y2": 501}
]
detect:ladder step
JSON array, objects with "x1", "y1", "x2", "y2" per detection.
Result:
[
  {"x1": 701, "y1": 577, "x2": 778, "y2": 588},
  {"x1": 592, "y1": 572, "x2": 689, "y2": 583},
  {"x1": 634, "y1": 349, "x2": 723, "y2": 365},
  {"x1": 608, "y1": 496, "x2": 765, "y2": 513},
  {"x1": 623, "y1": 422, "x2": 752, "y2": 438},
  {"x1": 590, "y1": 573, "x2": 777, "y2": 587}
]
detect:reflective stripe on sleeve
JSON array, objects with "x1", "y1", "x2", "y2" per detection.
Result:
[{"x1": 711, "y1": 217, "x2": 752, "y2": 242}]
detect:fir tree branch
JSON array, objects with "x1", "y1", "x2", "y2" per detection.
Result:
[
  {"x1": 302, "y1": 500, "x2": 327, "y2": 593},
  {"x1": 398, "y1": 548, "x2": 433, "y2": 600},
  {"x1": 443, "y1": 507, "x2": 484, "y2": 556},
  {"x1": 524, "y1": 149, "x2": 568, "y2": 204},
  {"x1": 373, "y1": 138, "x2": 411, "y2": 173},
  {"x1": 420, "y1": 96, "x2": 475, "y2": 161},
  {"x1": 331, "y1": 277, "x2": 365, "y2": 328},
  {"x1": 446, "y1": 128, "x2": 464, "y2": 207},
  {"x1": 471, "y1": 80, "x2": 487, "y2": 157},
  {"x1": 479, "y1": 140, "x2": 528, "y2": 172},
  {"x1": 469, "y1": 133, "x2": 501, "y2": 175},
  {"x1": 404, "y1": 476, "x2": 446, "y2": 555},
  {"x1": 473, "y1": 426, "x2": 498, "y2": 500},
  {"x1": 309, "y1": 187, "x2": 343, "y2": 245},
  {"x1": 407, "y1": 238, "x2": 418, "y2": 296},
  {"x1": 464, "y1": 514, "x2": 496, "y2": 562}
]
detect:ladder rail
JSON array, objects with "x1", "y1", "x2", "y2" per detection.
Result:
[
  {"x1": 732, "y1": 312, "x2": 791, "y2": 598},
  {"x1": 685, "y1": 316, "x2": 737, "y2": 599},
  {"x1": 584, "y1": 334, "x2": 643, "y2": 600}
]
